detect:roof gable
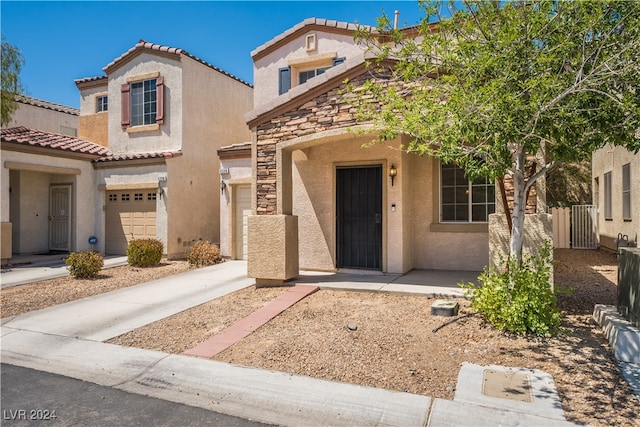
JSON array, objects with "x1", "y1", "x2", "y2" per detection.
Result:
[
  {"x1": 102, "y1": 40, "x2": 251, "y2": 87},
  {"x1": 251, "y1": 18, "x2": 372, "y2": 62}
]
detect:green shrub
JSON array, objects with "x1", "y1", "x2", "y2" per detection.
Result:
[
  {"x1": 127, "y1": 239, "x2": 163, "y2": 267},
  {"x1": 186, "y1": 240, "x2": 223, "y2": 267},
  {"x1": 66, "y1": 251, "x2": 104, "y2": 279},
  {"x1": 460, "y1": 242, "x2": 562, "y2": 337}
]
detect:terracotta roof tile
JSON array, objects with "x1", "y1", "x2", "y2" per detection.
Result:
[
  {"x1": 94, "y1": 150, "x2": 182, "y2": 163},
  {"x1": 74, "y1": 75, "x2": 108, "y2": 87},
  {"x1": 1, "y1": 127, "x2": 108, "y2": 156},
  {"x1": 15, "y1": 96, "x2": 79, "y2": 116},
  {"x1": 103, "y1": 40, "x2": 251, "y2": 87}
]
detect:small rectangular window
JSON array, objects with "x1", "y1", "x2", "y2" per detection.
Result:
[
  {"x1": 134, "y1": 193, "x2": 143, "y2": 201},
  {"x1": 108, "y1": 194, "x2": 117, "y2": 202},
  {"x1": 147, "y1": 192, "x2": 157, "y2": 201},
  {"x1": 441, "y1": 163, "x2": 495, "y2": 223},
  {"x1": 121, "y1": 193, "x2": 130, "y2": 201},
  {"x1": 622, "y1": 163, "x2": 631, "y2": 220},
  {"x1": 604, "y1": 171, "x2": 612, "y2": 220},
  {"x1": 299, "y1": 67, "x2": 329, "y2": 85},
  {"x1": 96, "y1": 95, "x2": 108, "y2": 112}
]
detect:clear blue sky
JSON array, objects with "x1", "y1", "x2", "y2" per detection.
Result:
[{"x1": 1, "y1": 1, "x2": 426, "y2": 109}]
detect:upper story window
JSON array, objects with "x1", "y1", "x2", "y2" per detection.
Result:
[
  {"x1": 440, "y1": 163, "x2": 495, "y2": 223},
  {"x1": 131, "y1": 79, "x2": 156, "y2": 126},
  {"x1": 96, "y1": 95, "x2": 108, "y2": 112},
  {"x1": 604, "y1": 170, "x2": 612, "y2": 220},
  {"x1": 121, "y1": 74, "x2": 164, "y2": 129},
  {"x1": 299, "y1": 67, "x2": 329, "y2": 85},
  {"x1": 622, "y1": 163, "x2": 631, "y2": 221},
  {"x1": 279, "y1": 56, "x2": 346, "y2": 95}
]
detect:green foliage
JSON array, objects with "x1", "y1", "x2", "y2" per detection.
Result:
[
  {"x1": 186, "y1": 241, "x2": 223, "y2": 267},
  {"x1": 460, "y1": 243, "x2": 562, "y2": 337},
  {"x1": 127, "y1": 239, "x2": 163, "y2": 267},
  {"x1": 65, "y1": 251, "x2": 104, "y2": 279},
  {"x1": 1, "y1": 33, "x2": 25, "y2": 126},
  {"x1": 351, "y1": 0, "x2": 640, "y2": 265}
]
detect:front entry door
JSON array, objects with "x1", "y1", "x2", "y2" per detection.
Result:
[
  {"x1": 49, "y1": 185, "x2": 71, "y2": 251},
  {"x1": 336, "y1": 166, "x2": 382, "y2": 270}
]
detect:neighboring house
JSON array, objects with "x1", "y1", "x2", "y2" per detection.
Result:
[
  {"x1": 592, "y1": 145, "x2": 639, "y2": 250},
  {"x1": 75, "y1": 40, "x2": 253, "y2": 257},
  {"x1": 1, "y1": 127, "x2": 107, "y2": 265},
  {"x1": 1, "y1": 96, "x2": 82, "y2": 264},
  {"x1": 1, "y1": 40, "x2": 252, "y2": 264},
  {"x1": 218, "y1": 142, "x2": 252, "y2": 260},
  {"x1": 245, "y1": 18, "x2": 547, "y2": 285},
  {"x1": 5, "y1": 95, "x2": 79, "y2": 137}
]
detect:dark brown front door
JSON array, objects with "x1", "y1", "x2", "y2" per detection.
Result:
[{"x1": 336, "y1": 166, "x2": 382, "y2": 270}]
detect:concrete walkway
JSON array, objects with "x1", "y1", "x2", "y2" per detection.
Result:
[{"x1": 1, "y1": 259, "x2": 576, "y2": 426}]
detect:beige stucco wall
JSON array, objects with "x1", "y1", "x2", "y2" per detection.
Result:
[
  {"x1": 592, "y1": 145, "x2": 639, "y2": 249},
  {"x1": 2, "y1": 150, "x2": 97, "y2": 254},
  {"x1": 5, "y1": 101, "x2": 78, "y2": 135},
  {"x1": 289, "y1": 133, "x2": 490, "y2": 274},
  {"x1": 165, "y1": 57, "x2": 253, "y2": 257},
  {"x1": 489, "y1": 213, "x2": 553, "y2": 273},
  {"x1": 253, "y1": 30, "x2": 364, "y2": 108},
  {"x1": 77, "y1": 82, "x2": 109, "y2": 146},
  {"x1": 107, "y1": 52, "x2": 183, "y2": 154}
]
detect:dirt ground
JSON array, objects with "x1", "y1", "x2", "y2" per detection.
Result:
[{"x1": 3, "y1": 250, "x2": 638, "y2": 425}]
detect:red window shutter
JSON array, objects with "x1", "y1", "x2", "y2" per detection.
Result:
[
  {"x1": 121, "y1": 83, "x2": 130, "y2": 127},
  {"x1": 156, "y1": 76, "x2": 164, "y2": 125}
]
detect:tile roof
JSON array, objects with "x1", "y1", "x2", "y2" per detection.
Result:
[
  {"x1": 103, "y1": 40, "x2": 252, "y2": 87},
  {"x1": 1, "y1": 127, "x2": 108, "y2": 156},
  {"x1": 74, "y1": 75, "x2": 108, "y2": 87},
  {"x1": 15, "y1": 95, "x2": 79, "y2": 116},
  {"x1": 93, "y1": 151, "x2": 182, "y2": 163}
]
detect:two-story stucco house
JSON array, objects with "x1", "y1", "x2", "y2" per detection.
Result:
[
  {"x1": 592, "y1": 145, "x2": 639, "y2": 250},
  {"x1": 2, "y1": 40, "x2": 252, "y2": 265},
  {"x1": 75, "y1": 40, "x2": 253, "y2": 258},
  {"x1": 244, "y1": 18, "x2": 547, "y2": 286}
]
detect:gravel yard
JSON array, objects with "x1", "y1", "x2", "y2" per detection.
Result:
[{"x1": 3, "y1": 250, "x2": 637, "y2": 426}]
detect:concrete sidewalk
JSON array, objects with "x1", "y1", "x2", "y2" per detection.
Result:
[{"x1": 1, "y1": 260, "x2": 575, "y2": 426}]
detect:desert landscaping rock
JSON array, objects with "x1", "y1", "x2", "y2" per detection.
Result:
[{"x1": 3, "y1": 250, "x2": 637, "y2": 426}]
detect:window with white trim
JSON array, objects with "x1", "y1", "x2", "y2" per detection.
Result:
[
  {"x1": 622, "y1": 163, "x2": 631, "y2": 220},
  {"x1": 440, "y1": 163, "x2": 495, "y2": 222},
  {"x1": 604, "y1": 171, "x2": 612, "y2": 220},
  {"x1": 96, "y1": 95, "x2": 108, "y2": 112}
]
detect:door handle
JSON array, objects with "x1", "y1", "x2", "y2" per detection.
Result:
[{"x1": 375, "y1": 213, "x2": 381, "y2": 224}]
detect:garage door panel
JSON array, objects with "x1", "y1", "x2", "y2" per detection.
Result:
[{"x1": 106, "y1": 191, "x2": 157, "y2": 255}]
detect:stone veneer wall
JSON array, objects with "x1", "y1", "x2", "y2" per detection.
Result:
[{"x1": 255, "y1": 73, "x2": 386, "y2": 215}]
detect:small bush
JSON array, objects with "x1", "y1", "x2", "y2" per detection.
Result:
[
  {"x1": 187, "y1": 241, "x2": 223, "y2": 267},
  {"x1": 127, "y1": 239, "x2": 163, "y2": 267},
  {"x1": 66, "y1": 251, "x2": 104, "y2": 279},
  {"x1": 460, "y1": 242, "x2": 562, "y2": 337}
]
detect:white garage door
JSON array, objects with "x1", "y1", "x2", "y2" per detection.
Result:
[
  {"x1": 234, "y1": 186, "x2": 251, "y2": 260},
  {"x1": 105, "y1": 190, "x2": 157, "y2": 255}
]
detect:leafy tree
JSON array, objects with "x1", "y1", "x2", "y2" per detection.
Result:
[
  {"x1": 1, "y1": 34, "x2": 25, "y2": 126},
  {"x1": 352, "y1": 0, "x2": 640, "y2": 267}
]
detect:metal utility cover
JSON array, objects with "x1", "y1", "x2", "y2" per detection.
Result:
[{"x1": 482, "y1": 369, "x2": 533, "y2": 402}]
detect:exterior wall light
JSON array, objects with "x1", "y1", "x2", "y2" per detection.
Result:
[
  {"x1": 389, "y1": 164, "x2": 397, "y2": 186},
  {"x1": 220, "y1": 180, "x2": 227, "y2": 195}
]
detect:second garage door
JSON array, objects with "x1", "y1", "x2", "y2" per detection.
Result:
[{"x1": 105, "y1": 190, "x2": 157, "y2": 255}]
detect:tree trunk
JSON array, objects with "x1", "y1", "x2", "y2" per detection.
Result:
[{"x1": 509, "y1": 149, "x2": 528, "y2": 268}]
